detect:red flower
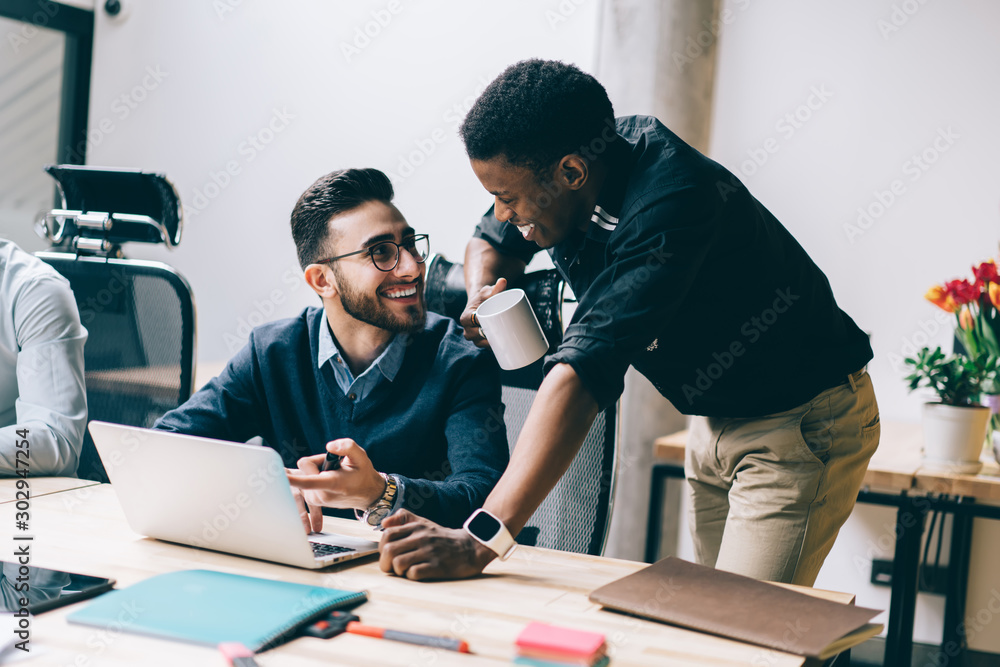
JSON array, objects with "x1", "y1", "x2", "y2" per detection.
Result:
[
  {"x1": 944, "y1": 279, "x2": 980, "y2": 306},
  {"x1": 973, "y1": 260, "x2": 999, "y2": 284}
]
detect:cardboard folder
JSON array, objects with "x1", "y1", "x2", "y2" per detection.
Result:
[{"x1": 589, "y1": 557, "x2": 882, "y2": 660}]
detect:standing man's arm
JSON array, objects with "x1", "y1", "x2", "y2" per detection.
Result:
[
  {"x1": 381, "y1": 189, "x2": 719, "y2": 580},
  {"x1": 380, "y1": 362, "x2": 597, "y2": 579},
  {"x1": 0, "y1": 276, "x2": 87, "y2": 476}
]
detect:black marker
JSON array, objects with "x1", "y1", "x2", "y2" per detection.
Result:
[{"x1": 321, "y1": 451, "x2": 343, "y2": 472}]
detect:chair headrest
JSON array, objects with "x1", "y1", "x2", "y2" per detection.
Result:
[{"x1": 36, "y1": 165, "x2": 183, "y2": 252}]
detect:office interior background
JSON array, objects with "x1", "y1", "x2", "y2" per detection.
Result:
[{"x1": 2, "y1": 0, "x2": 998, "y2": 656}]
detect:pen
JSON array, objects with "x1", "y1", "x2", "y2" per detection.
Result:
[
  {"x1": 321, "y1": 451, "x2": 342, "y2": 471},
  {"x1": 345, "y1": 621, "x2": 470, "y2": 653}
]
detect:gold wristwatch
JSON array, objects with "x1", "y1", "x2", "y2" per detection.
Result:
[{"x1": 360, "y1": 472, "x2": 398, "y2": 528}]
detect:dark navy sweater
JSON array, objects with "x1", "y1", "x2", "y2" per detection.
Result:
[{"x1": 154, "y1": 308, "x2": 509, "y2": 528}]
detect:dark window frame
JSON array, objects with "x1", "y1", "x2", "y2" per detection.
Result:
[{"x1": 0, "y1": 0, "x2": 94, "y2": 165}]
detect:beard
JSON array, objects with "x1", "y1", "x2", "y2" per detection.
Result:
[{"x1": 333, "y1": 267, "x2": 426, "y2": 334}]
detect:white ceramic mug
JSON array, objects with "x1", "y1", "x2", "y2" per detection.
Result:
[{"x1": 476, "y1": 288, "x2": 549, "y2": 370}]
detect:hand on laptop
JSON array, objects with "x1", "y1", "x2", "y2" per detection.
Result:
[
  {"x1": 287, "y1": 439, "x2": 387, "y2": 533},
  {"x1": 379, "y1": 510, "x2": 495, "y2": 580}
]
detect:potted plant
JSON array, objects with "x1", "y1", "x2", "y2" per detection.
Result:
[
  {"x1": 925, "y1": 258, "x2": 1000, "y2": 465},
  {"x1": 904, "y1": 347, "x2": 993, "y2": 473}
]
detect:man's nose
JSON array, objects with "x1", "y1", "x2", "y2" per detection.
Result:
[
  {"x1": 394, "y1": 244, "x2": 420, "y2": 277},
  {"x1": 495, "y1": 199, "x2": 515, "y2": 223}
]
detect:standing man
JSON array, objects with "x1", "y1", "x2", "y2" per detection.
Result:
[
  {"x1": 379, "y1": 60, "x2": 879, "y2": 585},
  {"x1": 156, "y1": 168, "x2": 508, "y2": 530},
  {"x1": 0, "y1": 238, "x2": 87, "y2": 476}
]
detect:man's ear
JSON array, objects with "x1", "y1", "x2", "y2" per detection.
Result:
[
  {"x1": 556, "y1": 155, "x2": 589, "y2": 191},
  {"x1": 304, "y1": 265, "x2": 338, "y2": 300}
]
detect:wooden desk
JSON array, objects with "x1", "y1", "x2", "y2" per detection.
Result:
[
  {"x1": 0, "y1": 477, "x2": 99, "y2": 504},
  {"x1": 649, "y1": 421, "x2": 1000, "y2": 667},
  {"x1": 3, "y1": 484, "x2": 855, "y2": 666}
]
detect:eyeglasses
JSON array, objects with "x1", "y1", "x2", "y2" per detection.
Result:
[{"x1": 316, "y1": 234, "x2": 430, "y2": 272}]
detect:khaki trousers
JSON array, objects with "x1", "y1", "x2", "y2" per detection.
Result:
[{"x1": 685, "y1": 370, "x2": 880, "y2": 586}]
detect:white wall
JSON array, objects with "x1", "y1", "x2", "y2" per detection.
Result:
[
  {"x1": 704, "y1": 0, "x2": 1000, "y2": 651},
  {"x1": 61, "y1": 0, "x2": 1000, "y2": 652},
  {"x1": 84, "y1": 0, "x2": 597, "y2": 361}
]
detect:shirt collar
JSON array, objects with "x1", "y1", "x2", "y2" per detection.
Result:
[
  {"x1": 317, "y1": 319, "x2": 408, "y2": 382},
  {"x1": 586, "y1": 136, "x2": 632, "y2": 242}
]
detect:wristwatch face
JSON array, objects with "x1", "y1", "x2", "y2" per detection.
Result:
[
  {"x1": 466, "y1": 510, "x2": 502, "y2": 541},
  {"x1": 365, "y1": 506, "x2": 390, "y2": 527}
]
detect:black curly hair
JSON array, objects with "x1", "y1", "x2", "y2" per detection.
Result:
[
  {"x1": 290, "y1": 168, "x2": 394, "y2": 269},
  {"x1": 460, "y1": 59, "x2": 616, "y2": 177}
]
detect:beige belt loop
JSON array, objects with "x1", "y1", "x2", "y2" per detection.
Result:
[{"x1": 847, "y1": 371, "x2": 858, "y2": 393}]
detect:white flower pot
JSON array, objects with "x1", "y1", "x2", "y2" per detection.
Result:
[{"x1": 921, "y1": 403, "x2": 989, "y2": 474}]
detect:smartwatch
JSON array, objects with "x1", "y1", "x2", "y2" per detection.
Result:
[{"x1": 463, "y1": 508, "x2": 516, "y2": 561}]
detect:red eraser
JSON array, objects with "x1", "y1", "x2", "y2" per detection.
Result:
[{"x1": 218, "y1": 642, "x2": 256, "y2": 666}]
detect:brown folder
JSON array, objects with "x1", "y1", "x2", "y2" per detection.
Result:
[{"x1": 589, "y1": 557, "x2": 882, "y2": 660}]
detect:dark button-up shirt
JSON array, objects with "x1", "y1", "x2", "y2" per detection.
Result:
[{"x1": 474, "y1": 115, "x2": 872, "y2": 418}]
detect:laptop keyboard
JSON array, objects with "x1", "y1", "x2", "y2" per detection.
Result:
[{"x1": 310, "y1": 542, "x2": 355, "y2": 558}]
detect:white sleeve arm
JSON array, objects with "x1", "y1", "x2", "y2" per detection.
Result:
[{"x1": 0, "y1": 275, "x2": 87, "y2": 477}]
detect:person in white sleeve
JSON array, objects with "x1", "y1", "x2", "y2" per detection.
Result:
[{"x1": 0, "y1": 238, "x2": 87, "y2": 476}]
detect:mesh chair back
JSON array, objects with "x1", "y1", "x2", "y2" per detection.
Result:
[
  {"x1": 424, "y1": 254, "x2": 617, "y2": 555},
  {"x1": 502, "y1": 386, "x2": 616, "y2": 554},
  {"x1": 37, "y1": 252, "x2": 196, "y2": 482}
]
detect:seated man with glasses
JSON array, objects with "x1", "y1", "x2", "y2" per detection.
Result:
[{"x1": 155, "y1": 168, "x2": 508, "y2": 531}]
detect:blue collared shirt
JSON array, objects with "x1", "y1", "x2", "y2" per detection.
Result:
[
  {"x1": 317, "y1": 319, "x2": 409, "y2": 523},
  {"x1": 317, "y1": 320, "x2": 408, "y2": 403}
]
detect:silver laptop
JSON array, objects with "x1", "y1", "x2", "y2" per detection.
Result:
[{"x1": 88, "y1": 421, "x2": 380, "y2": 569}]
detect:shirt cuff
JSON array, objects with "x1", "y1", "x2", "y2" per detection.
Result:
[
  {"x1": 544, "y1": 328, "x2": 628, "y2": 412},
  {"x1": 388, "y1": 474, "x2": 405, "y2": 515}
]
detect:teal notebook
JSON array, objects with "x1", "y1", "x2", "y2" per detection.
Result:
[{"x1": 67, "y1": 569, "x2": 367, "y2": 651}]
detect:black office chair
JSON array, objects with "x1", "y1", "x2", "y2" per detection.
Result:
[
  {"x1": 34, "y1": 165, "x2": 196, "y2": 483},
  {"x1": 424, "y1": 254, "x2": 618, "y2": 556}
]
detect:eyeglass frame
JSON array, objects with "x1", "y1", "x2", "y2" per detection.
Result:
[{"x1": 314, "y1": 233, "x2": 430, "y2": 273}]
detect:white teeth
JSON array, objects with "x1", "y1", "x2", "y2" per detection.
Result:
[
  {"x1": 519, "y1": 224, "x2": 535, "y2": 239},
  {"x1": 384, "y1": 286, "x2": 417, "y2": 299}
]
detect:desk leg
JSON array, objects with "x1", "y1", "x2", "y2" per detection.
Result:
[
  {"x1": 884, "y1": 494, "x2": 928, "y2": 667},
  {"x1": 941, "y1": 501, "x2": 974, "y2": 666},
  {"x1": 646, "y1": 464, "x2": 669, "y2": 563}
]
